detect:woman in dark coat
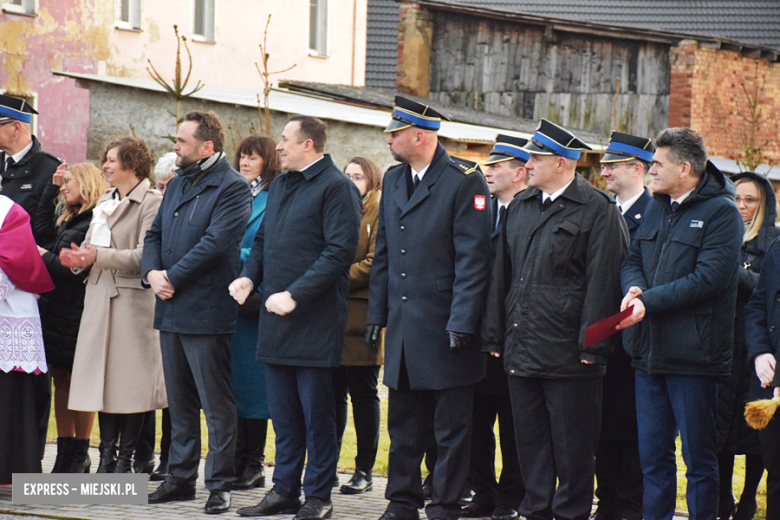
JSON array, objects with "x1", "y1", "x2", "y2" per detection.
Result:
[
  {"x1": 333, "y1": 157, "x2": 384, "y2": 494},
  {"x1": 230, "y1": 135, "x2": 280, "y2": 489},
  {"x1": 34, "y1": 162, "x2": 108, "y2": 474},
  {"x1": 716, "y1": 171, "x2": 778, "y2": 520}
]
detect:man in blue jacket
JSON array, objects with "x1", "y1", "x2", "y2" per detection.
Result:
[
  {"x1": 619, "y1": 127, "x2": 743, "y2": 520},
  {"x1": 143, "y1": 111, "x2": 251, "y2": 514},
  {"x1": 229, "y1": 116, "x2": 361, "y2": 520}
]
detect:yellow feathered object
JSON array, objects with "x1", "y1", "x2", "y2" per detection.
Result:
[{"x1": 745, "y1": 396, "x2": 780, "y2": 430}]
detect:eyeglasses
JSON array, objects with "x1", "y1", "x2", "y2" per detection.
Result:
[
  {"x1": 736, "y1": 196, "x2": 760, "y2": 206},
  {"x1": 0, "y1": 120, "x2": 16, "y2": 128},
  {"x1": 600, "y1": 162, "x2": 637, "y2": 172},
  {"x1": 62, "y1": 176, "x2": 76, "y2": 184},
  {"x1": 345, "y1": 174, "x2": 364, "y2": 181}
]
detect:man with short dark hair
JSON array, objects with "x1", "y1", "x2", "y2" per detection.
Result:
[
  {"x1": 618, "y1": 127, "x2": 743, "y2": 520},
  {"x1": 482, "y1": 119, "x2": 628, "y2": 520},
  {"x1": 0, "y1": 94, "x2": 61, "y2": 243},
  {"x1": 591, "y1": 132, "x2": 654, "y2": 520},
  {"x1": 143, "y1": 110, "x2": 251, "y2": 514},
  {"x1": 229, "y1": 115, "x2": 361, "y2": 520}
]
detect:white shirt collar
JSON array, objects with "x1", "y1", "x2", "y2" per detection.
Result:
[
  {"x1": 411, "y1": 163, "x2": 431, "y2": 181},
  {"x1": 542, "y1": 177, "x2": 575, "y2": 203},
  {"x1": 616, "y1": 190, "x2": 644, "y2": 215},
  {"x1": 300, "y1": 155, "x2": 325, "y2": 172},
  {"x1": 672, "y1": 189, "x2": 695, "y2": 206},
  {"x1": 7, "y1": 140, "x2": 34, "y2": 165}
]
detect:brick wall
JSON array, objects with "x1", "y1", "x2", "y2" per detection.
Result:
[{"x1": 669, "y1": 40, "x2": 780, "y2": 164}]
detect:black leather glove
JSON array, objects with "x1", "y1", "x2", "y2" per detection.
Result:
[
  {"x1": 447, "y1": 331, "x2": 473, "y2": 352},
  {"x1": 365, "y1": 325, "x2": 382, "y2": 353}
]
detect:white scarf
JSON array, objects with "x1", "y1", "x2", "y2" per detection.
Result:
[{"x1": 88, "y1": 197, "x2": 123, "y2": 247}]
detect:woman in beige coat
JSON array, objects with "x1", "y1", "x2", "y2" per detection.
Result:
[{"x1": 64, "y1": 136, "x2": 166, "y2": 473}]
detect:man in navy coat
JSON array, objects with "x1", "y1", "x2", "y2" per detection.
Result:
[
  {"x1": 592, "y1": 132, "x2": 654, "y2": 520},
  {"x1": 365, "y1": 96, "x2": 492, "y2": 520},
  {"x1": 229, "y1": 116, "x2": 361, "y2": 520},
  {"x1": 143, "y1": 111, "x2": 251, "y2": 514}
]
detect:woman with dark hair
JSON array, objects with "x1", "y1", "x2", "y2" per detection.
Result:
[
  {"x1": 35, "y1": 162, "x2": 108, "y2": 473},
  {"x1": 230, "y1": 134, "x2": 281, "y2": 489},
  {"x1": 63, "y1": 136, "x2": 167, "y2": 473},
  {"x1": 333, "y1": 156, "x2": 384, "y2": 493},
  {"x1": 717, "y1": 172, "x2": 778, "y2": 519}
]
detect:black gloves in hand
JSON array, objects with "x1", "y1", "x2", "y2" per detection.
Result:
[
  {"x1": 447, "y1": 331, "x2": 473, "y2": 352},
  {"x1": 365, "y1": 325, "x2": 382, "y2": 353}
]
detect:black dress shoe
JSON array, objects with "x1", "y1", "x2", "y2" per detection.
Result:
[
  {"x1": 133, "y1": 458, "x2": 155, "y2": 475},
  {"x1": 378, "y1": 511, "x2": 420, "y2": 520},
  {"x1": 148, "y1": 481, "x2": 196, "y2": 503},
  {"x1": 460, "y1": 500, "x2": 493, "y2": 518},
  {"x1": 234, "y1": 458, "x2": 265, "y2": 490},
  {"x1": 150, "y1": 459, "x2": 169, "y2": 481},
  {"x1": 491, "y1": 505, "x2": 518, "y2": 520},
  {"x1": 340, "y1": 469, "x2": 373, "y2": 494},
  {"x1": 293, "y1": 497, "x2": 333, "y2": 520},
  {"x1": 237, "y1": 489, "x2": 303, "y2": 517},
  {"x1": 205, "y1": 490, "x2": 231, "y2": 514}
]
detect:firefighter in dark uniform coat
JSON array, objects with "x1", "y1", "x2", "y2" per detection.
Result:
[
  {"x1": 592, "y1": 132, "x2": 655, "y2": 520},
  {"x1": 0, "y1": 95, "x2": 61, "y2": 243},
  {"x1": 482, "y1": 120, "x2": 629, "y2": 520},
  {"x1": 365, "y1": 96, "x2": 492, "y2": 520},
  {"x1": 463, "y1": 135, "x2": 528, "y2": 520}
]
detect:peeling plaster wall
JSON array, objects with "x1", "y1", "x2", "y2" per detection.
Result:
[
  {"x1": 85, "y1": 82, "x2": 395, "y2": 175},
  {"x1": 0, "y1": 0, "x2": 112, "y2": 162}
]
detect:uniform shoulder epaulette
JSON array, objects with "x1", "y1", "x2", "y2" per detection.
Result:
[
  {"x1": 450, "y1": 156, "x2": 479, "y2": 176},
  {"x1": 385, "y1": 163, "x2": 405, "y2": 174},
  {"x1": 39, "y1": 151, "x2": 63, "y2": 164}
]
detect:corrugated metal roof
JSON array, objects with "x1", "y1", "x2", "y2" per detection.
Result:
[{"x1": 55, "y1": 71, "x2": 592, "y2": 147}]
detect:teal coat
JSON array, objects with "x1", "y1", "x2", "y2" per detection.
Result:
[{"x1": 230, "y1": 190, "x2": 269, "y2": 419}]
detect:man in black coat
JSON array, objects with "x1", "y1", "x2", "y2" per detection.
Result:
[
  {"x1": 463, "y1": 135, "x2": 528, "y2": 520},
  {"x1": 591, "y1": 132, "x2": 654, "y2": 520},
  {"x1": 229, "y1": 116, "x2": 361, "y2": 520},
  {"x1": 482, "y1": 119, "x2": 629, "y2": 520},
  {"x1": 0, "y1": 94, "x2": 61, "y2": 242},
  {"x1": 143, "y1": 111, "x2": 251, "y2": 515},
  {"x1": 618, "y1": 128, "x2": 743, "y2": 520},
  {"x1": 365, "y1": 96, "x2": 492, "y2": 520}
]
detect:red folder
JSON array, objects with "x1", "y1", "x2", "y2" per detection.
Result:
[{"x1": 584, "y1": 306, "x2": 633, "y2": 347}]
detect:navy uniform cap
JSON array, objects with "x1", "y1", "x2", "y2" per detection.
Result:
[
  {"x1": 0, "y1": 94, "x2": 38, "y2": 124},
  {"x1": 485, "y1": 134, "x2": 530, "y2": 165},
  {"x1": 523, "y1": 119, "x2": 592, "y2": 160},
  {"x1": 601, "y1": 131, "x2": 655, "y2": 164},
  {"x1": 385, "y1": 95, "x2": 451, "y2": 133}
]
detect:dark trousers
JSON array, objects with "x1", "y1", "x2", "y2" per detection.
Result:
[
  {"x1": 634, "y1": 370, "x2": 718, "y2": 520},
  {"x1": 135, "y1": 410, "x2": 157, "y2": 461},
  {"x1": 469, "y1": 391, "x2": 524, "y2": 510},
  {"x1": 594, "y1": 438, "x2": 643, "y2": 520},
  {"x1": 265, "y1": 363, "x2": 338, "y2": 501},
  {"x1": 333, "y1": 365, "x2": 381, "y2": 472},
  {"x1": 160, "y1": 331, "x2": 236, "y2": 492},
  {"x1": 508, "y1": 376, "x2": 602, "y2": 520},
  {"x1": 385, "y1": 382, "x2": 473, "y2": 520},
  {"x1": 760, "y1": 416, "x2": 780, "y2": 520}
]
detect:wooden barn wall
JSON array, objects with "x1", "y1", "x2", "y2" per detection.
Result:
[{"x1": 428, "y1": 12, "x2": 671, "y2": 138}]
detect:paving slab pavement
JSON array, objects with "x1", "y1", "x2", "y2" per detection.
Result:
[{"x1": 0, "y1": 444, "x2": 689, "y2": 520}]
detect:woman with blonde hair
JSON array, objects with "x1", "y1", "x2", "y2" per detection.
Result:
[
  {"x1": 716, "y1": 172, "x2": 779, "y2": 519},
  {"x1": 34, "y1": 161, "x2": 109, "y2": 473},
  {"x1": 62, "y1": 136, "x2": 167, "y2": 473}
]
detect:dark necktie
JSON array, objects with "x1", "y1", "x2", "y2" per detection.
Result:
[
  {"x1": 4, "y1": 156, "x2": 14, "y2": 172},
  {"x1": 495, "y1": 205, "x2": 506, "y2": 231},
  {"x1": 413, "y1": 174, "x2": 420, "y2": 191},
  {"x1": 540, "y1": 193, "x2": 553, "y2": 211},
  {"x1": 671, "y1": 201, "x2": 680, "y2": 212}
]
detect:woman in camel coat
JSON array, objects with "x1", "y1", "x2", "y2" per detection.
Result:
[{"x1": 66, "y1": 136, "x2": 166, "y2": 473}]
